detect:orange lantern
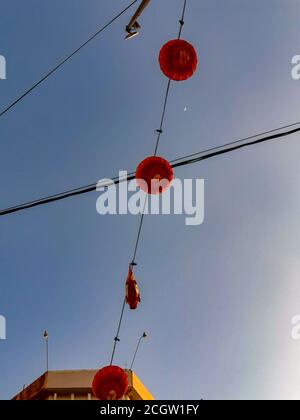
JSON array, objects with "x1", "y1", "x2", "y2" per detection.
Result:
[
  {"x1": 159, "y1": 39, "x2": 198, "y2": 81},
  {"x1": 92, "y1": 366, "x2": 128, "y2": 400},
  {"x1": 126, "y1": 266, "x2": 141, "y2": 310},
  {"x1": 136, "y1": 156, "x2": 173, "y2": 195}
]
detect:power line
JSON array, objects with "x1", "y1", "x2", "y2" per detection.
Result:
[
  {"x1": 172, "y1": 125, "x2": 300, "y2": 169},
  {"x1": 171, "y1": 120, "x2": 300, "y2": 165},
  {"x1": 0, "y1": 0, "x2": 138, "y2": 119},
  {"x1": 0, "y1": 172, "x2": 135, "y2": 216},
  {"x1": 0, "y1": 122, "x2": 299, "y2": 218}
]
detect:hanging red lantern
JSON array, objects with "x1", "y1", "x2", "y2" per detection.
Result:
[
  {"x1": 126, "y1": 266, "x2": 141, "y2": 310},
  {"x1": 136, "y1": 156, "x2": 174, "y2": 195},
  {"x1": 159, "y1": 39, "x2": 198, "y2": 81},
  {"x1": 92, "y1": 366, "x2": 129, "y2": 400}
]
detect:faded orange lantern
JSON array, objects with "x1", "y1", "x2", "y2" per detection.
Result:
[
  {"x1": 92, "y1": 366, "x2": 128, "y2": 400},
  {"x1": 126, "y1": 266, "x2": 141, "y2": 310},
  {"x1": 159, "y1": 39, "x2": 198, "y2": 81},
  {"x1": 136, "y1": 156, "x2": 173, "y2": 195}
]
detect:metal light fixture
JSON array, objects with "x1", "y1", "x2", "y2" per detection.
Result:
[
  {"x1": 125, "y1": 0, "x2": 151, "y2": 40},
  {"x1": 130, "y1": 332, "x2": 148, "y2": 370},
  {"x1": 43, "y1": 330, "x2": 49, "y2": 372}
]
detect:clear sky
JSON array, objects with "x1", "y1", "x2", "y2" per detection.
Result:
[{"x1": 0, "y1": 0, "x2": 300, "y2": 400}]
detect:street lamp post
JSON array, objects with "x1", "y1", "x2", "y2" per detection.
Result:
[
  {"x1": 130, "y1": 332, "x2": 148, "y2": 370},
  {"x1": 43, "y1": 330, "x2": 49, "y2": 372}
]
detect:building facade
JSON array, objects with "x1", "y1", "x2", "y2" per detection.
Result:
[{"x1": 12, "y1": 369, "x2": 153, "y2": 401}]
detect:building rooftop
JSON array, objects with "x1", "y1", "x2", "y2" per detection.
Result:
[{"x1": 12, "y1": 369, "x2": 154, "y2": 401}]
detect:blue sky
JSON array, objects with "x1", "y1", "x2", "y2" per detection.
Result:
[{"x1": 0, "y1": 0, "x2": 300, "y2": 400}]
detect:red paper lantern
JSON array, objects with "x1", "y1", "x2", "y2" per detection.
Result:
[
  {"x1": 159, "y1": 39, "x2": 198, "y2": 81},
  {"x1": 136, "y1": 156, "x2": 173, "y2": 195},
  {"x1": 126, "y1": 266, "x2": 141, "y2": 310},
  {"x1": 92, "y1": 366, "x2": 128, "y2": 400}
]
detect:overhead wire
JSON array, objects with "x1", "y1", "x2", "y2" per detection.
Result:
[
  {"x1": 0, "y1": 122, "x2": 299, "y2": 218},
  {"x1": 172, "y1": 125, "x2": 300, "y2": 169},
  {"x1": 0, "y1": 172, "x2": 136, "y2": 216},
  {"x1": 171, "y1": 120, "x2": 300, "y2": 165},
  {"x1": 0, "y1": 0, "x2": 139, "y2": 119}
]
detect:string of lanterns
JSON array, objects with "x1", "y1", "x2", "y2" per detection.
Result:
[{"x1": 92, "y1": 0, "x2": 198, "y2": 400}]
